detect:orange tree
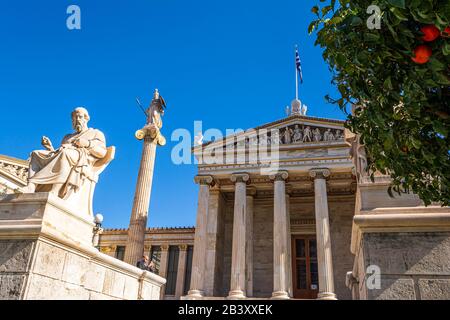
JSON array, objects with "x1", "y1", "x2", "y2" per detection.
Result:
[{"x1": 309, "y1": 0, "x2": 450, "y2": 205}]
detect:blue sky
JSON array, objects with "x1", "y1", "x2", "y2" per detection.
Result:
[{"x1": 0, "y1": 0, "x2": 344, "y2": 229}]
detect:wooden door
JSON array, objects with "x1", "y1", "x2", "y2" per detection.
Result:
[{"x1": 292, "y1": 235, "x2": 319, "y2": 299}]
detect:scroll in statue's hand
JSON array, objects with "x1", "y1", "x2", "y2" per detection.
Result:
[
  {"x1": 73, "y1": 138, "x2": 90, "y2": 148},
  {"x1": 41, "y1": 136, "x2": 54, "y2": 151}
]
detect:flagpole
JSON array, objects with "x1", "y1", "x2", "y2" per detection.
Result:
[{"x1": 295, "y1": 45, "x2": 298, "y2": 100}]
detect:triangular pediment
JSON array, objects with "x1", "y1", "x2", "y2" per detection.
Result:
[
  {"x1": 0, "y1": 155, "x2": 29, "y2": 187},
  {"x1": 194, "y1": 114, "x2": 346, "y2": 153}
]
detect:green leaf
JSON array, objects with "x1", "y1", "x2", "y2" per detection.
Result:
[
  {"x1": 388, "y1": 0, "x2": 405, "y2": 9},
  {"x1": 350, "y1": 16, "x2": 363, "y2": 26},
  {"x1": 336, "y1": 53, "x2": 346, "y2": 66},
  {"x1": 322, "y1": 5, "x2": 333, "y2": 16},
  {"x1": 432, "y1": 122, "x2": 448, "y2": 137},
  {"x1": 386, "y1": 22, "x2": 399, "y2": 42},
  {"x1": 331, "y1": 0, "x2": 336, "y2": 10},
  {"x1": 429, "y1": 59, "x2": 445, "y2": 72},
  {"x1": 383, "y1": 77, "x2": 393, "y2": 90},
  {"x1": 357, "y1": 51, "x2": 369, "y2": 64},
  {"x1": 435, "y1": 73, "x2": 450, "y2": 85},
  {"x1": 424, "y1": 78, "x2": 438, "y2": 87},
  {"x1": 411, "y1": 138, "x2": 422, "y2": 149},
  {"x1": 416, "y1": 10, "x2": 433, "y2": 20},
  {"x1": 410, "y1": 0, "x2": 421, "y2": 9},
  {"x1": 364, "y1": 33, "x2": 380, "y2": 42},
  {"x1": 435, "y1": 14, "x2": 448, "y2": 27},
  {"x1": 390, "y1": 7, "x2": 408, "y2": 21},
  {"x1": 308, "y1": 21, "x2": 316, "y2": 34},
  {"x1": 330, "y1": 16, "x2": 343, "y2": 25},
  {"x1": 443, "y1": 43, "x2": 450, "y2": 56}
]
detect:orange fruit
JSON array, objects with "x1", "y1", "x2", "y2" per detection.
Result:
[
  {"x1": 420, "y1": 25, "x2": 440, "y2": 42},
  {"x1": 411, "y1": 45, "x2": 432, "y2": 64}
]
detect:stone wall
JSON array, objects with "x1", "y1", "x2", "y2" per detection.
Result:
[
  {"x1": 252, "y1": 199, "x2": 274, "y2": 298},
  {"x1": 212, "y1": 192, "x2": 226, "y2": 297},
  {"x1": 0, "y1": 239, "x2": 34, "y2": 299},
  {"x1": 221, "y1": 197, "x2": 275, "y2": 298},
  {"x1": 221, "y1": 200, "x2": 233, "y2": 296},
  {"x1": 0, "y1": 193, "x2": 166, "y2": 300},
  {"x1": 328, "y1": 197, "x2": 355, "y2": 300},
  {"x1": 357, "y1": 232, "x2": 450, "y2": 300},
  {"x1": 0, "y1": 236, "x2": 165, "y2": 300}
]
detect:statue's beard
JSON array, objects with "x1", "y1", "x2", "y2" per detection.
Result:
[{"x1": 74, "y1": 121, "x2": 86, "y2": 133}]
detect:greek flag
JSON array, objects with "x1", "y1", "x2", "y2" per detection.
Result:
[{"x1": 295, "y1": 48, "x2": 303, "y2": 84}]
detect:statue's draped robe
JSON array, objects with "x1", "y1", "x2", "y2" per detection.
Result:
[{"x1": 29, "y1": 128, "x2": 107, "y2": 197}]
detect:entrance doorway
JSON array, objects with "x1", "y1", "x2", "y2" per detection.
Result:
[{"x1": 292, "y1": 235, "x2": 318, "y2": 299}]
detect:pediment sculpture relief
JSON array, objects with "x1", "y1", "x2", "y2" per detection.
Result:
[
  {"x1": 0, "y1": 161, "x2": 28, "y2": 183},
  {"x1": 219, "y1": 124, "x2": 344, "y2": 150}
]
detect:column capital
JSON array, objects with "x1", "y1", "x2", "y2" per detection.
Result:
[
  {"x1": 194, "y1": 175, "x2": 215, "y2": 186},
  {"x1": 210, "y1": 184, "x2": 221, "y2": 194},
  {"x1": 231, "y1": 173, "x2": 250, "y2": 184},
  {"x1": 309, "y1": 168, "x2": 331, "y2": 180},
  {"x1": 246, "y1": 186, "x2": 257, "y2": 197},
  {"x1": 161, "y1": 244, "x2": 169, "y2": 251},
  {"x1": 179, "y1": 244, "x2": 188, "y2": 251},
  {"x1": 269, "y1": 171, "x2": 289, "y2": 182},
  {"x1": 100, "y1": 246, "x2": 111, "y2": 253}
]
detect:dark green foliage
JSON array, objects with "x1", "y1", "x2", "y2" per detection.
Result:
[{"x1": 310, "y1": 0, "x2": 450, "y2": 205}]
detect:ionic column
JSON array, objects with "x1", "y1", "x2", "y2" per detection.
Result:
[
  {"x1": 159, "y1": 244, "x2": 170, "y2": 278},
  {"x1": 159, "y1": 244, "x2": 170, "y2": 299},
  {"x1": 227, "y1": 173, "x2": 250, "y2": 299},
  {"x1": 246, "y1": 187, "x2": 256, "y2": 297},
  {"x1": 204, "y1": 188, "x2": 222, "y2": 296},
  {"x1": 285, "y1": 188, "x2": 293, "y2": 298},
  {"x1": 144, "y1": 245, "x2": 151, "y2": 259},
  {"x1": 270, "y1": 171, "x2": 290, "y2": 299},
  {"x1": 175, "y1": 244, "x2": 188, "y2": 299},
  {"x1": 309, "y1": 168, "x2": 337, "y2": 300},
  {"x1": 187, "y1": 175, "x2": 214, "y2": 299},
  {"x1": 124, "y1": 89, "x2": 166, "y2": 265}
]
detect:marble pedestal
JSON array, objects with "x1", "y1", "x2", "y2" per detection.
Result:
[
  {"x1": 0, "y1": 193, "x2": 166, "y2": 300},
  {"x1": 348, "y1": 177, "x2": 450, "y2": 300}
]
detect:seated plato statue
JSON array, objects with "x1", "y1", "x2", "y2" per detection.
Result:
[{"x1": 22, "y1": 107, "x2": 112, "y2": 215}]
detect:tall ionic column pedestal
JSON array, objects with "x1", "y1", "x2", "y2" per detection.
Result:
[
  {"x1": 124, "y1": 136, "x2": 157, "y2": 265},
  {"x1": 124, "y1": 89, "x2": 166, "y2": 266}
]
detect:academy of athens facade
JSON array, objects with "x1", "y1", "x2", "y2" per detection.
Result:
[
  {"x1": 2, "y1": 110, "x2": 450, "y2": 300},
  {"x1": 186, "y1": 114, "x2": 355, "y2": 300}
]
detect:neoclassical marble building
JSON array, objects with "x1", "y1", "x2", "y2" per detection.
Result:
[
  {"x1": 186, "y1": 113, "x2": 355, "y2": 300},
  {"x1": 0, "y1": 154, "x2": 29, "y2": 194},
  {"x1": 98, "y1": 227, "x2": 195, "y2": 300},
  {"x1": 180, "y1": 111, "x2": 450, "y2": 300},
  {"x1": 2, "y1": 110, "x2": 450, "y2": 300}
]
